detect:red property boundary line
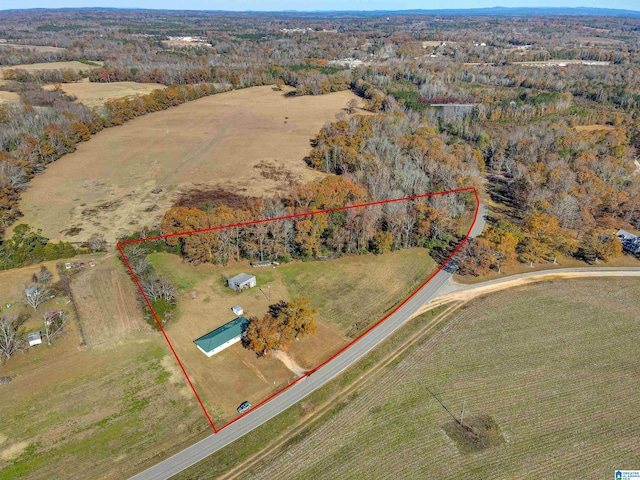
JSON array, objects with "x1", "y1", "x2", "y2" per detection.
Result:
[{"x1": 117, "y1": 186, "x2": 479, "y2": 433}]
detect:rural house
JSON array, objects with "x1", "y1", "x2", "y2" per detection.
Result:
[
  {"x1": 194, "y1": 317, "x2": 250, "y2": 357},
  {"x1": 28, "y1": 331, "x2": 42, "y2": 347},
  {"x1": 616, "y1": 229, "x2": 640, "y2": 254},
  {"x1": 227, "y1": 273, "x2": 256, "y2": 291}
]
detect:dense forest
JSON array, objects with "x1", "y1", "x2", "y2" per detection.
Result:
[{"x1": 1, "y1": 8, "x2": 639, "y2": 276}]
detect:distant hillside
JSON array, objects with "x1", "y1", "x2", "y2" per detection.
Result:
[{"x1": 1, "y1": 7, "x2": 640, "y2": 17}]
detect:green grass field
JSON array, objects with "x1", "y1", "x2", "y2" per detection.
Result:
[
  {"x1": 149, "y1": 248, "x2": 435, "y2": 337},
  {"x1": 279, "y1": 248, "x2": 435, "y2": 335},
  {"x1": 222, "y1": 278, "x2": 640, "y2": 479}
]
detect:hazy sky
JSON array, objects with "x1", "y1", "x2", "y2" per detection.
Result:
[{"x1": 3, "y1": 1, "x2": 639, "y2": 12}]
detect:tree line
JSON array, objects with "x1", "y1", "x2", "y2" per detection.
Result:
[{"x1": 159, "y1": 176, "x2": 469, "y2": 266}]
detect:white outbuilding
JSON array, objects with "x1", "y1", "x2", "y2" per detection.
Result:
[
  {"x1": 227, "y1": 273, "x2": 256, "y2": 291},
  {"x1": 28, "y1": 331, "x2": 42, "y2": 347}
]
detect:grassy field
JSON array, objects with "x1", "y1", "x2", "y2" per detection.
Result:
[
  {"x1": 0, "y1": 44, "x2": 67, "y2": 53},
  {"x1": 280, "y1": 248, "x2": 435, "y2": 336},
  {"x1": 43, "y1": 80, "x2": 165, "y2": 108},
  {"x1": 574, "y1": 124, "x2": 616, "y2": 133},
  {"x1": 215, "y1": 278, "x2": 640, "y2": 479},
  {"x1": 146, "y1": 246, "x2": 435, "y2": 426},
  {"x1": 0, "y1": 257, "x2": 207, "y2": 479},
  {"x1": 0, "y1": 91, "x2": 20, "y2": 104},
  {"x1": 0, "y1": 61, "x2": 103, "y2": 77},
  {"x1": 9, "y1": 85, "x2": 362, "y2": 243}
]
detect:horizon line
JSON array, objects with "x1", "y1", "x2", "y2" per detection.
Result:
[{"x1": 2, "y1": 5, "x2": 640, "y2": 14}]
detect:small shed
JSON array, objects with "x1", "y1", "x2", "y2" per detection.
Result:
[
  {"x1": 227, "y1": 273, "x2": 256, "y2": 291},
  {"x1": 28, "y1": 331, "x2": 42, "y2": 347},
  {"x1": 194, "y1": 317, "x2": 250, "y2": 357}
]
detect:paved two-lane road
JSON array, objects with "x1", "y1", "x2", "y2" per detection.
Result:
[{"x1": 132, "y1": 206, "x2": 490, "y2": 480}]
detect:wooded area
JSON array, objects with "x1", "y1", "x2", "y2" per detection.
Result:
[{"x1": 1, "y1": 9, "x2": 639, "y2": 276}]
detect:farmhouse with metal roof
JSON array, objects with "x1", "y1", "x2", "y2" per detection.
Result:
[{"x1": 194, "y1": 317, "x2": 249, "y2": 357}]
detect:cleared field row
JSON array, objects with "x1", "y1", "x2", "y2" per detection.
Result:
[{"x1": 239, "y1": 278, "x2": 640, "y2": 479}]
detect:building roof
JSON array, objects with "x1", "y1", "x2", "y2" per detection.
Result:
[
  {"x1": 28, "y1": 331, "x2": 42, "y2": 342},
  {"x1": 228, "y1": 273, "x2": 255, "y2": 285},
  {"x1": 617, "y1": 229, "x2": 637, "y2": 240},
  {"x1": 194, "y1": 317, "x2": 249, "y2": 353}
]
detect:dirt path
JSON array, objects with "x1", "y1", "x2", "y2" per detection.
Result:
[{"x1": 272, "y1": 350, "x2": 306, "y2": 377}]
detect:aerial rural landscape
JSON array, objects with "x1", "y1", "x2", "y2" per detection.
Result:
[{"x1": 0, "y1": 3, "x2": 639, "y2": 480}]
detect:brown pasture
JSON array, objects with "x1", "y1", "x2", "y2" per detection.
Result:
[
  {"x1": 0, "y1": 90, "x2": 20, "y2": 104},
  {"x1": 0, "y1": 61, "x2": 103, "y2": 77},
  {"x1": 10, "y1": 86, "x2": 363, "y2": 243},
  {"x1": 71, "y1": 254, "x2": 146, "y2": 348},
  {"x1": 0, "y1": 43, "x2": 67, "y2": 53},
  {"x1": 43, "y1": 79, "x2": 166, "y2": 108},
  {"x1": 574, "y1": 124, "x2": 616, "y2": 133}
]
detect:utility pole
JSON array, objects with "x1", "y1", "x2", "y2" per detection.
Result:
[
  {"x1": 460, "y1": 398, "x2": 466, "y2": 427},
  {"x1": 425, "y1": 385, "x2": 461, "y2": 426}
]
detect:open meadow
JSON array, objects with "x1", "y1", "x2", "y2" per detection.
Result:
[
  {"x1": 0, "y1": 90, "x2": 19, "y2": 104},
  {"x1": 42, "y1": 80, "x2": 166, "y2": 108},
  {"x1": 233, "y1": 278, "x2": 640, "y2": 479},
  {"x1": 147, "y1": 245, "x2": 436, "y2": 427},
  {"x1": 0, "y1": 255, "x2": 207, "y2": 479},
  {"x1": 0, "y1": 61, "x2": 103, "y2": 76},
  {"x1": 10, "y1": 85, "x2": 362, "y2": 243},
  {"x1": 0, "y1": 43, "x2": 67, "y2": 53}
]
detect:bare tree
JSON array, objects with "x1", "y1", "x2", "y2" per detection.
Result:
[
  {"x1": 346, "y1": 99, "x2": 358, "y2": 114},
  {"x1": 42, "y1": 310, "x2": 68, "y2": 345},
  {"x1": 88, "y1": 236, "x2": 106, "y2": 253},
  {"x1": 0, "y1": 314, "x2": 27, "y2": 360},
  {"x1": 37, "y1": 265, "x2": 53, "y2": 285},
  {"x1": 156, "y1": 276, "x2": 177, "y2": 303},
  {"x1": 23, "y1": 285, "x2": 49, "y2": 311}
]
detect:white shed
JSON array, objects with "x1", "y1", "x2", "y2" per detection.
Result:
[
  {"x1": 28, "y1": 331, "x2": 42, "y2": 347},
  {"x1": 227, "y1": 273, "x2": 256, "y2": 291}
]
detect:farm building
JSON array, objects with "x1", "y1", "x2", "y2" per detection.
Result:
[
  {"x1": 616, "y1": 229, "x2": 640, "y2": 254},
  {"x1": 28, "y1": 331, "x2": 42, "y2": 347},
  {"x1": 227, "y1": 273, "x2": 256, "y2": 291},
  {"x1": 194, "y1": 317, "x2": 250, "y2": 357}
]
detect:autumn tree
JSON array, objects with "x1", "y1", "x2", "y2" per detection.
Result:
[
  {"x1": 483, "y1": 220, "x2": 521, "y2": 272},
  {"x1": 269, "y1": 297, "x2": 318, "y2": 340},
  {"x1": 245, "y1": 297, "x2": 317, "y2": 356},
  {"x1": 244, "y1": 314, "x2": 293, "y2": 357},
  {"x1": 371, "y1": 230, "x2": 393, "y2": 254},
  {"x1": 457, "y1": 237, "x2": 494, "y2": 276},
  {"x1": 578, "y1": 229, "x2": 623, "y2": 263}
]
